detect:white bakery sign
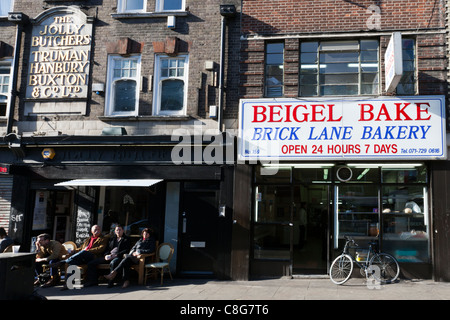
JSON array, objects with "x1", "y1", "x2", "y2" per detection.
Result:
[{"x1": 238, "y1": 96, "x2": 446, "y2": 160}]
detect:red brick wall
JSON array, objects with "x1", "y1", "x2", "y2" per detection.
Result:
[
  {"x1": 239, "y1": 0, "x2": 447, "y2": 100},
  {"x1": 242, "y1": 0, "x2": 445, "y2": 35}
]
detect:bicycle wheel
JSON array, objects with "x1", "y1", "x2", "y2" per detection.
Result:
[
  {"x1": 369, "y1": 253, "x2": 400, "y2": 284},
  {"x1": 329, "y1": 254, "x2": 353, "y2": 285}
]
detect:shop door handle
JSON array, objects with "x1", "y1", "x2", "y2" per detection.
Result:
[{"x1": 182, "y1": 212, "x2": 187, "y2": 233}]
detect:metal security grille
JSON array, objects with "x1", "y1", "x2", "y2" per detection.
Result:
[{"x1": 0, "y1": 177, "x2": 12, "y2": 231}]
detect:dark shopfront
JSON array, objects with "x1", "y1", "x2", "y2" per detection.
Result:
[
  {"x1": 2, "y1": 135, "x2": 234, "y2": 280},
  {"x1": 239, "y1": 96, "x2": 448, "y2": 280},
  {"x1": 250, "y1": 163, "x2": 433, "y2": 279}
]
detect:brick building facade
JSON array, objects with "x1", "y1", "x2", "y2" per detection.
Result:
[
  {"x1": 236, "y1": 0, "x2": 450, "y2": 281},
  {"x1": 0, "y1": 0, "x2": 241, "y2": 280}
]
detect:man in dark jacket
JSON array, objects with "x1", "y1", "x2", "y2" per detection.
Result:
[{"x1": 85, "y1": 224, "x2": 130, "y2": 287}]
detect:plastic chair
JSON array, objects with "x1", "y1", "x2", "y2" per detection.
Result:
[{"x1": 144, "y1": 242, "x2": 174, "y2": 285}]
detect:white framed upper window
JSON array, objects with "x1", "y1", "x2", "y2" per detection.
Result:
[
  {"x1": 117, "y1": 0, "x2": 147, "y2": 13},
  {"x1": 153, "y1": 55, "x2": 188, "y2": 116},
  {"x1": 0, "y1": 0, "x2": 13, "y2": 17},
  {"x1": 105, "y1": 55, "x2": 141, "y2": 116},
  {"x1": 156, "y1": 0, "x2": 185, "y2": 12},
  {"x1": 0, "y1": 59, "x2": 12, "y2": 117}
]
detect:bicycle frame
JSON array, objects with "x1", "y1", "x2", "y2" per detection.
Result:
[{"x1": 342, "y1": 237, "x2": 376, "y2": 274}]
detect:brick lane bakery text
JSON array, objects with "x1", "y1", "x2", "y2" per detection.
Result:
[{"x1": 239, "y1": 98, "x2": 445, "y2": 160}]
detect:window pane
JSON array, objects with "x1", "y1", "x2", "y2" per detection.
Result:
[
  {"x1": 361, "y1": 84, "x2": 378, "y2": 94},
  {"x1": 265, "y1": 42, "x2": 284, "y2": 97},
  {"x1": 337, "y1": 184, "x2": 379, "y2": 239},
  {"x1": 266, "y1": 86, "x2": 283, "y2": 97},
  {"x1": 320, "y1": 52, "x2": 358, "y2": 63},
  {"x1": 320, "y1": 73, "x2": 358, "y2": 84},
  {"x1": 382, "y1": 186, "x2": 429, "y2": 263},
  {"x1": 360, "y1": 40, "x2": 379, "y2": 51},
  {"x1": 0, "y1": 0, "x2": 12, "y2": 16},
  {"x1": 126, "y1": 0, "x2": 144, "y2": 11},
  {"x1": 320, "y1": 41, "x2": 359, "y2": 51},
  {"x1": 253, "y1": 224, "x2": 290, "y2": 260},
  {"x1": 382, "y1": 166, "x2": 427, "y2": 184},
  {"x1": 362, "y1": 73, "x2": 378, "y2": 83},
  {"x1": 402, "y1": 49, "x2": 415, "y2": 60},
  {"x1": 321, "y1": 63, "x2": 358, "y2": 73},
  {"x1": 255, "y1": 166, "x2": 291, "y2": 183},
  {"x1": 300, "y1": 53, "x2": 317, "y2": 64},
  {"x1": 300, "y1": 39, "x2": 380, "y2": 96},
  {"x1": 255, "y1": 185, "x2": 291, "y2": 223},
  {"x1": 266, "y1": 75, "x2": 283, "y2": 86},
  {"x1": 300, "y1": 74, "x2": 317, "y2": 85},
  {"x1": 320, "y1": 85, "x2": 358, "y2": 95},
  {"x1": 266, "y1": 42, "x2": 284, "y2": 54},
  {"x1": 266, "y1": 65, "x2": 283, "y2": 76},
  {"x1": 361, "y1": 63, "x2": 378, "y2": 72},
  {"x1": 397, "y1": 84, "x2": 414, "y2": 95},
  {"x1": 299, "y1": 85, "x2": 317, "y2": 96},
  {"x1": 164, "y1": 0, "x2": 183, "y2": 10},
  {"x1": 266, "y1": 53, "x2": 283, "y2": 65},
  {"x1": 161, "y1": 79, "x2": 184, "y2": 111},
  {"x1": 403, "y1": 60, "x2": 414, "y2": 72},
  {"x1": 361, "y1": 50, "x2": 378, "y2": 62},
  {"x1": 301, "y1": 42, "x2": 318, "y2": 53},
  {"x1": 114, "y1": 80, "x2": 136, "y2": 112}
]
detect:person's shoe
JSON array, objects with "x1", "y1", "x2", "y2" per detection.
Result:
[
  {"x1": 34, "y1": 279, "x2": 41, "y2": 286},
  {"x1": 122, "y1": 280, "x2": 130, "y2": 289},
  {"x1": 104, "y1": 271, "x2": 117, "y2": 281}
]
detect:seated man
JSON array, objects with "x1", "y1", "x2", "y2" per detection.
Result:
[
  {"x1": 52, "y1": 225, "x2": 108, "y2": 289},
  {"x1": 0, "y1": 227, "x2": 13, "y2": 252},
  {"x1": 35, "y1": 233, "x2": 68, "y2": 287}
]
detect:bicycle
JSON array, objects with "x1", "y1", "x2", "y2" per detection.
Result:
[{"x1": 329, "y1": 236, "x2": 400, "y2": 285}]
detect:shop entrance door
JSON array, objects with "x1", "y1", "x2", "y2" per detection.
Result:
[
  {"x1": 178, "y1": 183, "x2": 219, "y2": 276},
  {"x1": 292, "y1": 185, "x2": 329, "y2": 274}
]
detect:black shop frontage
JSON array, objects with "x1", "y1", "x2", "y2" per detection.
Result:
[
  {"x1": 237, "y1": 96, "x2": 450, "y2": 281},
  {"x1": 1, "y1": 134, "x2": 235, "y2": 280}
]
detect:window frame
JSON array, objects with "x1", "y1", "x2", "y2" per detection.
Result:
[
  {"x1": 105, "y1": 54, "x2": 141, "y2": 117},
  {"x1": 153, "y1": 54, "x2": 189, "y2": 116},
  {"x1": 0, "y1": 0, "x2": 13, "y2": 17},
  {"x1": 264, "y1": 41, "x2": 284, "y2": 98},
  {"x1": 155, "y1": 0, "x2": 185, "y2": 12},
  {"x1": 117, "y1": 0, "x2": 147, "y2": 13},
  {"x1": 299, "y1": 39, "x2": 380, "y2": 97},
  {"x1": 396, "y1": 37, "x2": 417, "y2": 95},
  {"x1": 0, "y1": 58, "x2": 12, "y2": 118}
]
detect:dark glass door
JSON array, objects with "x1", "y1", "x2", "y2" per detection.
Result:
[
  {"x1": 178, "y1": 184, "x2": 219, "y2": 276},
  {"x1": 292, "y1": 185, "x2": 329, "y2": 274}
]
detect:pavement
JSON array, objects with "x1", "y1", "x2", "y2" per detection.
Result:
[
  {"x1": 35, "y1": 276, "x2": 450, "y2": 301},
  {"x1": 29, "y1": 277, "x2": 450, "y2": 317}
]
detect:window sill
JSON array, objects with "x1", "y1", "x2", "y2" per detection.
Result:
[
  {"x1": 99, "y1": 115, "x2": 191, "y2": 121},
  {"x1": 111, "y1": 11, "x2": 188, "y2": 19}
]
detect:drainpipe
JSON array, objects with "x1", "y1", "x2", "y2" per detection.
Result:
[
  {"x1": 6, "y1": 12, "x2": 28, "y2": 135},
  {"x1": 218, "y1": 5, "x2": 236, "y2": 133}
]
